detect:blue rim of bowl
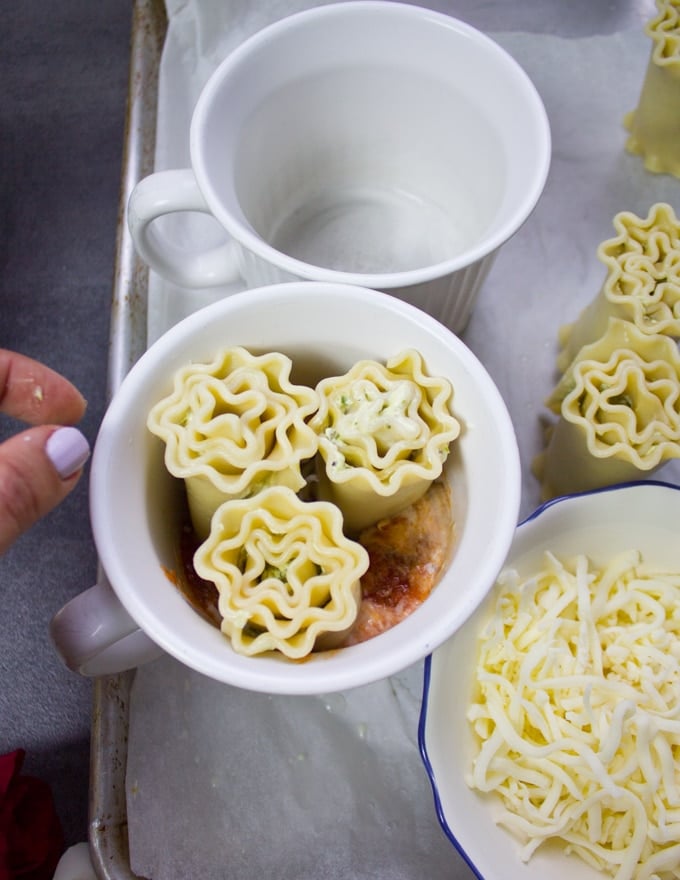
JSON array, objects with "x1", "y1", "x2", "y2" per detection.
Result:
[{"x1": 417, "y1": 477, "x2": 680, "y2": 878}]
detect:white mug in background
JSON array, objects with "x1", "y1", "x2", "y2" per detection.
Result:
[{"x1": 127, "y1": 1, "x2": 551, "y2": 333}]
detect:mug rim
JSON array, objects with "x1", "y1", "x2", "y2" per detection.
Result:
[{"x1": 188, "y1": 0, "x2": 552, "y2": 289}]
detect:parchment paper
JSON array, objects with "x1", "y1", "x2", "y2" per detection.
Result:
[{"x1": 128, "y1": 3, "x2": 680, "y2": 877}]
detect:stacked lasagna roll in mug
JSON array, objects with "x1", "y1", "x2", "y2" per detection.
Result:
[{"x1": 147, "y1": 346, "x2": 460, "y2": 659}]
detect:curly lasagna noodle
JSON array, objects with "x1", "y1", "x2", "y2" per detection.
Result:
[
  {"x1": 147, "y1": 347, "x2": 319, "y2": 539},
  {"x1": 193, "y1": 486, "x2": 369, "y2": 658},
  {"x1": 152, "y1": 346, "x2": 458, "y2": 657},
  {"x1": 309, "y1": 349, "x2": 460, "y2": 533},
  {"x1": 558, "y1": 203, "x2": 680, "y2": 371},
  {"x1": 534, "y1": 318, "x2": 680, "y2": 499},
  {"x1": 624, "y1": 0, "x2": 680, "y2": 179},
  {"x1": 467, "y1": 550, "x2": 680, "y2": 880}
]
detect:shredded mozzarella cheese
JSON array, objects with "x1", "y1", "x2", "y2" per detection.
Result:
[{"x1": 467, "y1": 550, "x2": 680, "y2": 880}]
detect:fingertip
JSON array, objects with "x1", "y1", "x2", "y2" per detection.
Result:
[
  {"x1": 0, "y1": 350, "x2": 88, "y2": 426},
  {"x1": 69, "y1": 388, "x2": 88, "y2": 424},
  {"x1": 0, "y1": 426, "x2": 91, "y2": 555}
]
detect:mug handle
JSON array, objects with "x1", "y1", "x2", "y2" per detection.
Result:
[
  {"x1": 50, "y1": 576, "x2": 164, "y2": 677},
  {"x1": 127, "y1": 168, "x2": 242, "y2": 288}
]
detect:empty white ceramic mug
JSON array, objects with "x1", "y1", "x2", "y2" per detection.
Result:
[{"x1": 127, "y1": 1, "x2": 551, "y2": 333}]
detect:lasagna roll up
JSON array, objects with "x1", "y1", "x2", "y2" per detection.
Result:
[
  {"x1": 147, "y1": 347, "x2": 319, "y2": 539},
  {"x1": 309, "y1": 349, "x2": 460, "y2": 534},
  {"x1": 534, "y1": 318, "x2": 680, "y2": 499},
  {"x1": 558, "y1": 203, "x2": 680, "y2": 371},
  {"x1": 623, "y1": 0, "x2": 680, "y2": 179},
  {"x1": 193, "y1": 487, "x2": 369, "y2": 658}
]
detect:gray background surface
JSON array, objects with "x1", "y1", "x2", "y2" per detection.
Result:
[
  {"x1": 2, "y1": 1, "x2": 132, "y2": 845},
  {"x1": 0, "y1": 0, "x2": 659, "y2": 852}
]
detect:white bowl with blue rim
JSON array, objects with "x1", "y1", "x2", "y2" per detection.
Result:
[{"x1": 419, "y1": 479, "x2": 680, "y2": 880}]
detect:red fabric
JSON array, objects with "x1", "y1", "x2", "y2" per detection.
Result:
[{"x1": 0, "y1": 750, "x2": 64, "y2": 880}]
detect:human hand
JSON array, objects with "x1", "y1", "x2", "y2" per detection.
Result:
[{"x1": 0, "y1": 349, "x2": 90, "y2": 555}]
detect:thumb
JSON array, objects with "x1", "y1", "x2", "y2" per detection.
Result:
[{"x1": 0, "y1": 425, "x2": 90, "y2": 555}]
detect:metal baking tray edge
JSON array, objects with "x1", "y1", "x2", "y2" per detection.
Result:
[{"x1": 89, "y1": 1, "x2": 167, "y2": 877}]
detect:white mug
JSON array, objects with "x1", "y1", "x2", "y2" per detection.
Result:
[
  {"x1": 50, "y1": 282, "x2": 521, "y2": 695},
  {"x1": 127, "y1": 1, "x2": 550, "y2": 333}
]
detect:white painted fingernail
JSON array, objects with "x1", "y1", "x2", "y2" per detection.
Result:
[{"x1": 46, "y1": 427, "x2": 90, "y2": 479}]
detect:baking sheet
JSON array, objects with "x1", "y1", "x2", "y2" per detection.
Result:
[
  {"x1": 109, "y1": 2, "x2": 680, "y2": 878},
  {"x1": 88, "y1": 1, "x2": 166, "y2": 877}
]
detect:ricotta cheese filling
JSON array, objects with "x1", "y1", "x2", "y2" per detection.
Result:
[{"x1": 323, "y1": 378, "x2": 424, "y2": 468}]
